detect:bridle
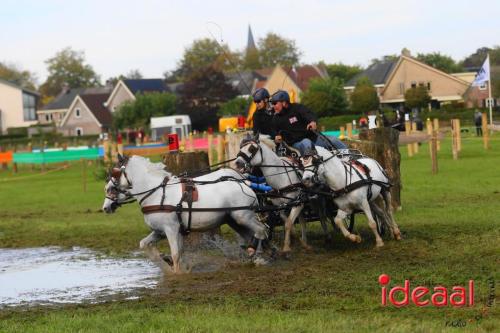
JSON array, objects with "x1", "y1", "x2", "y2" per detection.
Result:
[
  {"x1": 301, "y1": 154, "x2": 323, "y2": 184},
  {"x1": 236, "y1": 140, "x2": 263, "y2": 171}
]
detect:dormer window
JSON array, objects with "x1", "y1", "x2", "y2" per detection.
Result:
[{"x1": 75, "y1": 108, "x2": 81, "y2": 118}]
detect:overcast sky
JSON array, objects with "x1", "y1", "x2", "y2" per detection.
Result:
[{"x1": 1, "y1": 0, "x2": 499, "y2": 84}]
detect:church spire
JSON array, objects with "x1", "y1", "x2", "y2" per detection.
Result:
[{"x1": 247, "y1": 25, "x2": 256, "y2": 51}]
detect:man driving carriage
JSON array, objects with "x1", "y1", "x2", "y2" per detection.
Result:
[{"x1": 270, "y1": 90, "x2": 347, "y2": 155}]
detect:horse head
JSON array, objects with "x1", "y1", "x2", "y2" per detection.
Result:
[
  {"x1": 235, "y1": 137, "x2": 263, "y2": 172},
  {"x1": 300, "y1": 151, "x2": 323, "y2": 187}
]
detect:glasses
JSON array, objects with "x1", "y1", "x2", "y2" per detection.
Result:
[
  {"x1": 253, "y1": 99, "x2": 262, "y2": 103},
  {"x1": 271, "y1": 101, "x2": 282, "y2": 105}
]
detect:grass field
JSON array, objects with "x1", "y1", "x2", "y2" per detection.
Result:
[{"x1": 0, "y1": 132, "x2": 499, "y2": 332}]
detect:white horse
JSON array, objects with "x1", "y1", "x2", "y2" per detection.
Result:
[
  {"x1": 102, "y1": 155, "x2": 268, "y2": 273},
  {"x1": 301, "y1": 146, "x2": 401, "y2": 247},
  {"x1": 235, "y1": 136, "x2": 314, "y2": 253}
]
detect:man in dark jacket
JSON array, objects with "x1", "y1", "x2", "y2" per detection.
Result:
[
  {"x1": 252, "y1": 88, "x2": 275, "y2": 137},
  {"x1": 271, "y1": 90, "x2": 346, "y2": 155}
]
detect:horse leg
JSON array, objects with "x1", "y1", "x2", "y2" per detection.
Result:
[
  {"x1": 370, "y1": 200, "x2": 390, "y2": 236},
  {"x1": 360, "y1": 199, "x2": 384, "y2": 247},
  {"x1": 163, "y1": 223, "x2": 184, "y2": 274},
  {"x1": 382, "y1": 191, "x2": 401, "y2": 240},
  {"x1": 140, "y1": 230, "x2": 173, "y2": 273},
  {"x1": 230, "y1": 210, "x2": 268, "y2": 257},
  {"x1": 334, "y1": 209, "x2": 361, "y2": 243},
  {"x1": 298, "y1": 215, "x2": 313, "y2": 251},
  {"x1": 283, "y1": 205, "x2": 303, "y2": 252}
]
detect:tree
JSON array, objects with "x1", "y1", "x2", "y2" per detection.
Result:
[
  {"x1": 218, "y1": 97, "x2": 251, "y2": 117},
  {"x1": 416, "y1": 52, "x2": 462, "y2": 73},
  {"x1": 371, "y1": 54, "x2": 398, "y2": 65},
  {"x1": 113, "y1": 92, "x2": 177, "y2": 129},
  {"x1": 301, "y1": 77, "x2": 348, "y2": 117},
  {"x1": 243, "y1": 47, "x2": 261, "y2": 70},
  {"x1": 106, "y1": 69, "x2": 144, "y2": 86},
  {"x1": 321, "y1": 62, "x2": 363, "y2": 82},
  {"x1": 257, "y1": 33, "x2": 301, "y2": 67},
  {"x1": 404, "y1": 86, "x2": 431, "y2": 111},
  {"x1": 0, "y1": 62, "x2": 37, "y2": 90},
  {"x1": 39, "y1": 47, "x2": 101, "y2": 98},
  {"x1": 175, "y1": 38, "x2": 240, "y2": 80},
  {"x1": 350, "y1": 77, "x2": 380, "y2": 115},
  {"x1": 180, "y1": 66, "x2": 238, "y2": 130}
]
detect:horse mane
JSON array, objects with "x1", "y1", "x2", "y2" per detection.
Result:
[
  {"x1": 260, "y1": 137, "x2": 276, "y2": 151},
  {"x1": 129, "y1": 155, "x2": 172, "y2": 178}
]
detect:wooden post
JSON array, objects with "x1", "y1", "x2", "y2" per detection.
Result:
[
  {"x1": 12, "y1": 145, "x2": 18, "y2": 174},
  {"x1": 411, "y1": 122, "x2": 418, "y2": 154},
  {"x1": 103, "y1": 140, "x2": 110, "y2": 164},
  {"x1": 346, "y1": 123, "x2": 353, "y2": 139},
  {"x1": 426, "y1": 118, "x2": 433, "y2": 135},
  {"x1": 455, "y1": 119, "x2": 462, "y2": 152},
  {"x1": 216, "y1": 134, "x2": 224, "y2": 163},
  {"x1": 81, "y1": 158, "x2": 87, "y2": 192},
  {"x1": 189, "y1": 133, "x2": 194, "y2": 152},
  {"x1": 339, "y1": 126, "x2": 345, "y2": 140},
  {"x1": 207, "y1": 134, "x2": 214, "y2": 165},
  {"x1": 320, "y1": 125, "x2": 326, "y2": 132},
  {"x1": 451, "y1": 119, "x2": 458, "y2": 160},
  {"x1": 433, "y1": 118, "x2": 440, "y2": 151},
  {"x1": 407, "y1": 144, "x2": 414, "y2": 157},
  {"x1": 431, "y1": 130, "x2": 438, "y2": 174},
  {"x1": 28, "y1": 142, "x2": 34, "y2": 172},
  {"x1": 482, "y1": 113, "x2": 489, "y2": 150}
]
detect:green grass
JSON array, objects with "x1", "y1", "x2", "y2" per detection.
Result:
[{"x1": 0, "y1": 133, "x2": 499, "y2": 332}]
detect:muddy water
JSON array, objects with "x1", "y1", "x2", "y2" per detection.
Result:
[{"x1": 0, "y1": 247, "x2": 160, "y2": 308}]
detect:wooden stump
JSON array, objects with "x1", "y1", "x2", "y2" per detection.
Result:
[
  {"x1": 162, "y1": 151, "x2": 220, "y2": 247},
  {"x1": 351, "y1": 128, "x2": 402, "y2": 210}
]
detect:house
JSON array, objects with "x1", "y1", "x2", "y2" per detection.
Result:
[
  {"x1": 263, "y1": 64, "x2": 328, "y2": 102},
  {"x1": 59, "y1": 92, "x2": 112, "y2": 136},
  {"x1": 0, "y1": 78, "x2": 39, "y2": 135},
  {"x1": 225, "y1": 70, "x2": 269, "y2": 96},
  {"x1": 344, "y1": 50, "x2": 472, "y2": 109},
  {"x1": 105, "y1": 79, "x2": 168, "y2": 112},
  {"x1": 38, "y1": 86, "x2": 111, "y2": 126}
]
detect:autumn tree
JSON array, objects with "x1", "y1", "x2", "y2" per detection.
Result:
[
  {"x1": 218, "y1": 97, "x2": 251, "y2": 117},
  {"x1": 416, "y1": 52, "x2": 462, "y2": 73},
  {"x1": 39, "y1": 47, "x2": 101, "y2": 98},
  {"x1": 0, "y1": 62, "x2": 37, "y2": 90},
  {"x1": 321, "y1": 62, "x2": 363, "y2": 82},
  {"x1": 257, "y1": 33, "x2": 301, "y2": 67}
]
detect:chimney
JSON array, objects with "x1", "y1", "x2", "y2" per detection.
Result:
[{"x1": 61, "y1": 82, "x2": 70, "y2": 94}]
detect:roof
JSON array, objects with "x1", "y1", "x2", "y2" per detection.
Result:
[
  {"x1": 122, "y1": 79, "x2": 167, "y2": 95},
  {"x1": 254, "y1": 67, "x2": 274, "y2": 78},
  {"x1": 283, "y1": 65, "x2": 328, "y2": 91},
  {"x1": 225, "y1": 71, "x2": 267, "y2": 95},
  {"x1": 79, "y1": 93, "x2": 113, "y2": 126},
  {"x1": 43, "y1": 87, "x2": 111, "y2": 110},
  {"x1": 0, "y1": 77, "x2": 39, "y2": 96},
  {"x1": 150, "y1": 115, "x2": 191, "y2": 129},
  {"x1": 346, "y1": 60, "x2": 396, "y2": 87}
]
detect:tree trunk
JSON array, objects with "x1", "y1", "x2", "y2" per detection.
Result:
[{"x1": 348, "y1": 128, "x2": 402, "y2": 210}]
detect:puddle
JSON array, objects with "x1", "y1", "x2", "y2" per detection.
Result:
[{"x1": 0, "y1": 247, "x2": 160, "y2": 308}]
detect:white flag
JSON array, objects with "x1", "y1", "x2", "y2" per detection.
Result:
[{"x1": 472, "y1": 55, "x2": 490, "y2": 86}]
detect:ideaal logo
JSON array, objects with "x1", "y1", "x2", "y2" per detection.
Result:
[{"x1": 378, "y1": 274, "x2": 474, "y2": 307}]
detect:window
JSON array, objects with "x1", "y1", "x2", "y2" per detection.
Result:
[
  {"x1": 479, "y1": 83, "x2": 487, "y2": 90},
  {"x1": 45, "y1": 114, "x2": 50, "y2": 122},
  {"x1": 76, "y1": 127, "x2": 83, "y2": 136},
  {"x1": 75, "y1": 108, "x2": 81, "y2": 117},
  {"x1": 23, "y1": 93, "x2": 36, "y2": 121},
  {"x1": 411, "y1": 81, "x2": 417, "y2": 89},
  {"x1": 399, "y1": 83, "x2": 405, "y2": 94},
  {"x1": 418, "y1": 82, "x2": 424, "y2": 87},
  {"x1": 427, "y1": 82, "x2": 431, "y2": 91}
]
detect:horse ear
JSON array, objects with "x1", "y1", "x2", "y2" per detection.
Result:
[
  {"x1": 253, "y1": 132, "x2": 260, "y2": 142},
  {"x1": 117, "y1": 153, "x2": 124, "y2": 164}
]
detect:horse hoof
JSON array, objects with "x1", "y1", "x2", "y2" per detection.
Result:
[
  {"x1": 349, "y1": 234, "x2": 362, "y2": 243},
  {"x1": 162, "y1": 255, "x2": 174, "y2": 266},
  {"x1": 253, "y1": 256, "x2": 270, "y2": 266},
  {"x1": 375, "y1": 242, "x2": 385, "y2": 248},
  {"x1": 394, "y1": 232, "x2": 402, "y2": 240},
  {"x1": 247, "y1": 247, "x2": 256, "y2": 257}
]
